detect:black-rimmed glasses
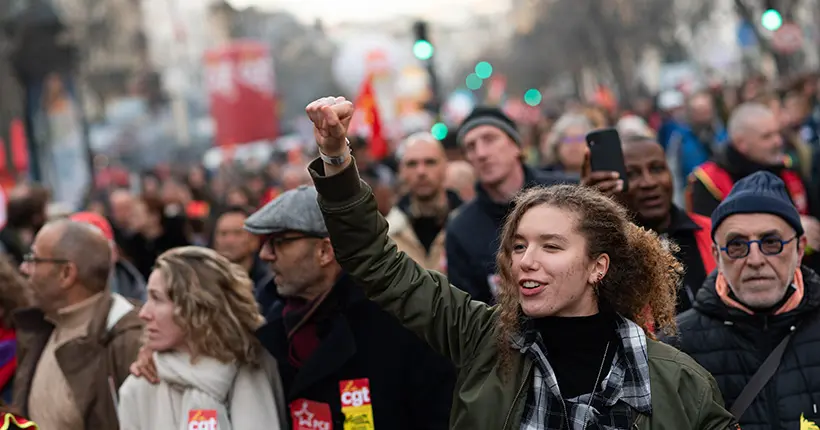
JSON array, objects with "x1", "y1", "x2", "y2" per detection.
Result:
[{"x1": 719, "y1": 235, "x2": 797, "y2": 259}]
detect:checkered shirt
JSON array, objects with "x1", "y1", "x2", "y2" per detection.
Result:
[{"x1": 513, "y1": 315, "x2": 653, "y2": 429}]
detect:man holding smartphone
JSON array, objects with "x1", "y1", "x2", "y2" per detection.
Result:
[{"x1": 582, "y1": 127, "x2": 717, "y2": 314}]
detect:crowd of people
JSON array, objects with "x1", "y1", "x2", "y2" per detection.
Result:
[{"x1": 0, "y1": 71, "x2": 817, "y2": 429}]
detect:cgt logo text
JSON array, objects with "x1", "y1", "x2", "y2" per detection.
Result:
[
  {"x1": 188, "y1": 409, "x2": 218, "y2": 430},
  {"x1": 188, "y1": 419, "x2": 217, "y2": 430},
  {"x1": 341, "y1": 386, "x2": 371, "y2": 408}
]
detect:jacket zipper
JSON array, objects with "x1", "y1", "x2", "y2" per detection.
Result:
[{"x1": 503, "y1": 361, "x2": 533, "y2": 429}]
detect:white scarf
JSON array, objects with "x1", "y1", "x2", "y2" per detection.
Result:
[{"x1": 124, "y1": 351, "x2": 283, "y2": 430}]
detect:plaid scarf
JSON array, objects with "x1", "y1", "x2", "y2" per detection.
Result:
[{"x1": 513, "y1": 315, "x2": 652, "y2": 429}]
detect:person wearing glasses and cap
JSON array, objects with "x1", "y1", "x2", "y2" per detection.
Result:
[
  {"x1": 666, "y1": 171, "x2": 820, "y2": 429},
  {"x1": 243, "y1": 186, "x2": 455, "y2": 430}
]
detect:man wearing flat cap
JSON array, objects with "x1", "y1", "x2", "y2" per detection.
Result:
[{"x1": 247, "y1": 186, "x2": 455, "y2": 430}]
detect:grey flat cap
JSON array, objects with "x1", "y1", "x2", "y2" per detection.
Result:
[{"x1": 244, "y1": 185, "x2": 328, "y2": 237}]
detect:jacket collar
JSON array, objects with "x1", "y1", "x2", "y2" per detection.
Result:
[
  {"x1": 474, "y1": 164, "x2": 537, "y2": 221},
  {"x1": 13, "y1": 292, "x2": 138, "y2": 343},
  {"x1": 693, "y1": 266, "x2": 820, "y2": 324},
  {"x1": 12, "y1": 292, "x2": 140, "y2": 416},
  {"x1": 665, "y1": 205, "x2": 700, "y2": 235},
  {"x1": 720, "y1": 144, "x2": 787, "y2": 179},
  {"x1": 512, "y1": 313, "x2": 652, "y2": 415},
  {"x1": 256, "y1": 273, "x2": 364, "y2": 399}
]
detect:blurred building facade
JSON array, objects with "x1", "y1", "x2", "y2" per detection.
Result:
[{"x1": 50, "y1": 0, "x2": 150, "y2": 117}]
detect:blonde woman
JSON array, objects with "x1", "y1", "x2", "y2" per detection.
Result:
[
  {"x1": 118, "y1": 246, "x2": 285, "y2": 430},
  {"x1": 540, "y1": 113, "x2": 593, "y2": 174}
]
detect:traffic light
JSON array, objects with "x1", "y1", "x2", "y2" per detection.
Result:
[
  {"x1": 412, "y1": 21, "x2": 434, "y2": 61},
  {"x1": 761, "y1": 9, "x2": 783, "y2": 31}
]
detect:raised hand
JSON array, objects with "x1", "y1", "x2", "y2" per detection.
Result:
[{"x1": 305, "y1": 96, "x2": 355, "y2": 157}]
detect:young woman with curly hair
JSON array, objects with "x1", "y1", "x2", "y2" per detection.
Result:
[
  {"x1": 304, "y1": 97, "x2": 739, "y2": 429},
  {"x1": 117, "y1": 246, "x2": 285, "y2": 430}
]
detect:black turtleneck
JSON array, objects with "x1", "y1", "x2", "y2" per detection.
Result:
[{"x1": 534, "y1": 310, "x2": 619, "y2": 399}]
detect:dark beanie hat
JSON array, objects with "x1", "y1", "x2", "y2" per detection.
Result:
[
  {"x1": 456, "y1": 106, "x2": 521, "y2": 147},
  {"x1": 710, "y1": 171, "x2": 804, "y2": 239}
]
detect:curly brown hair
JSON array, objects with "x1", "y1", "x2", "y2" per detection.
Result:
[
  {"x1": 153, "y1": 246, "x2": 265, "y2": 366},
  {"x1": 495, "y1": 185, "x2": 682, "y2": 370},
  {"x1": 0, "y1": 257, "x2": 30, "y2": 326}
]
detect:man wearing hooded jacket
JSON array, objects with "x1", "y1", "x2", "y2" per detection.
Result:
[{"x1": 666, "y1": 171, "x2": 820, "y2": 429}]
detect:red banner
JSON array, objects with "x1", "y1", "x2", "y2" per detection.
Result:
[{"x1": 204, "y1": 40, "x2": 279, "y2": 147}]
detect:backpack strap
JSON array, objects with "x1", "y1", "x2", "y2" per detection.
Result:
[{"x1": 730, "y1": 327, "x2": 797, "y2": 419}]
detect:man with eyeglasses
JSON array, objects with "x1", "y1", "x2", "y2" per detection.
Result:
[
  {"x1": 12, "y1": 220, "x2": 142, "y2": 430},
  {"x1": 243, "y1": 185, "x2": 455, "y2": 430},
  {"x1": 665, "y1": 171, "x2": 820, "y2": 429}
]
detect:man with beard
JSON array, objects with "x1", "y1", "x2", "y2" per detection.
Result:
[
  {"x1": 243, "y1": 186, "x2": 455, "y2": 430},
  {"x1": 386, "y1": 133, "x2": 461, "y2": 272}
]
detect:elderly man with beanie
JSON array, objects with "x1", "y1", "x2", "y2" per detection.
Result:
[
  {"x1": 665, "y1": 171, "x2": 820, "y2": 429},
  {"x1": 445, "y1": 106, "x2": 576, "y2": 303},
  {"x1": 245, "y1": 186, "x2": 455, "y2": 430}
]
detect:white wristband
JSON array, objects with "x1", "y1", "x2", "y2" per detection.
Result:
[{"x1": 319, "y1": 138, "x2": 351, "y2": 165}]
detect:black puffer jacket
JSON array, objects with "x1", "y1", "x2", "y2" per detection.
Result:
[{"x1": 665, "y1": 266, "x2": 820, "y2": 430}]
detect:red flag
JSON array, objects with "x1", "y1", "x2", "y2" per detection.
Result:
[{"x1": 349, "y1": 74, "x2": 387, "y2": 160}]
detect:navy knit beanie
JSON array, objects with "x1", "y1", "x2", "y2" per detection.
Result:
[
  {"x1": 456, "y1": 106, "x2": 521, "y2": 147},
  {"x1": 710, "y1": 171, "x2": 804, "y2": 239}
]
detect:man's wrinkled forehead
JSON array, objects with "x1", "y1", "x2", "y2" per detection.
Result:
[{"x1": 715, "y1": 213, "x2": 795, "y2": 241}]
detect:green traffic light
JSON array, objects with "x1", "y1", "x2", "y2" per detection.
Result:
[
  {"x1": 761, "y1": 9, "x2": 783, "y2": 31},
  {"x1": 431, "y1": 122, "x2": 448, "y2": 140},
  {"x1": 413, "y1": 40, "x2": 434, "y2": 60},
  {"x1": 475, "y1": 61, "x2": 493, "y2": 79},
  {"x1": 524, "y1": 88, "x2": 542, "y2": 106},
  {"x1": 466, "y1": 73, "x2": 483, "y2": 90}
]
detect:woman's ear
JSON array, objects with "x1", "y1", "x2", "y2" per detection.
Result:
[{"x1": 587, "y1": 253, "x2": 610, "y2": 284}]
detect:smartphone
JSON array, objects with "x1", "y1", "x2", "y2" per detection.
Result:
[{"x1": 585, "y1": 128, "x2": 629, "y2": 193}]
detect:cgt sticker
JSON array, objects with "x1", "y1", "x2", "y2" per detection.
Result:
[
  {"x1": 187, "y1": 410, "x2": 217, "y2": 430},
  {"x1": 340, "y1": 378, "x2": 374, "y2": 430}
]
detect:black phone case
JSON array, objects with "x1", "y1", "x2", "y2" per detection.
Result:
[{"x1": 586, "y1": 128, "x2": 629, "y2": 193}]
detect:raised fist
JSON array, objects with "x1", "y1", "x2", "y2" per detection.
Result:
[{"x1": 305, "y1": 96, "x2": 355, "y2": 156}]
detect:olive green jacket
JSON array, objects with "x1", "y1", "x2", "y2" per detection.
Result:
[{"x1": 308, "y1": 158, "x2": 738, "y2": 429}]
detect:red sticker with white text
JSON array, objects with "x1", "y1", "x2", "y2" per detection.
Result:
[
  {"x1": 290, "y1": 399, "x2": 333, "y2": 430},
  {"x1": 187, "y1": 409, "x2": 218, "y2": 430}
]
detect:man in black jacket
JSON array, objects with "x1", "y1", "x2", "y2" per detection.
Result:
[
  {"x1": 445, "y1": 107, "x2": 576, "y2": 303},
  {"x1": 665, "y1": 171, "x2": 820, "y2": 429},
  {"x1": 245, "y1": 186, "x2": 455, "y2": 430}
]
